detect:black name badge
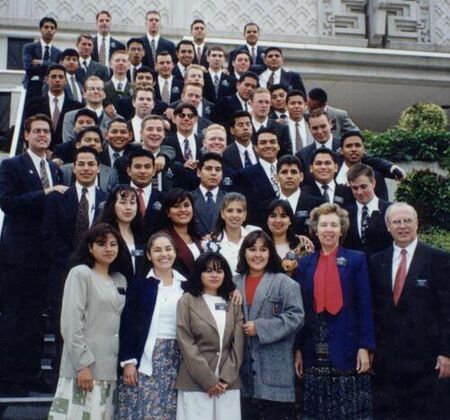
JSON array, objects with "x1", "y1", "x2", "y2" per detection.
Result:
[{"x1": 215, "y1": 302, "x2": 228, "y2": 311}]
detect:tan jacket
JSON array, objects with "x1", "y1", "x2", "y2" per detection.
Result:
[{"x1": 175, "y1": 293, "x2": 244, "y2": 392}]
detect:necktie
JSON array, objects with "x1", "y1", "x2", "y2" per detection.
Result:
[
  {"x1": 205, "y1": 190, "x2": 215, "y2": 231},
  {"x1": 393, "y1": 249, "x2": 407, "y2": 305},
  {"x1": 151, "y1": 174, "x2": 159, "y2": 190},
  {"x1": 150, "y1": 39, "x2": 156, "y2": 62},
  {"x1": 74, "y1": 187, "x2": 89, "y2": 246},
  {"x1": 267, "y1": 71, "x2": 275, "y2": 89},
  {"x1": 40, "y1": 159, "x2": 50, "y2": 189},
  {"x1": 99, "y1": 36, "x2": 106, "y2": 65},
  {"x1": 162, "y1": 80, "x2": 170, "y2": 103},
  {"x1": 112, "y1": 152, "x2": 120, "y2": 165},
  {"x1": 131, "y1": 66, "x2": 136, "y2": 81},
  {"x1": 321, "y1": 184, "x2": 330, "y2": 202},
  {"x1": 117, "y1": 82, "x2": 123, "y2": 92},
  {"x1": 196, "y1": 46, "x2": 202, "y2": 63},
  {"x1": 43, "y1": 45, "x2": 50, "y2": 61},
  {"x1": 70, "y1": 76, "x2": 80, "y2": 102},
  {"x1": 52, "y1": 96, "x2": 61, "y2": 129},
  {"x1": 244, "y1": 101, "x2": 248, "y2": 112},
  {"x1": 270, "y1": 164, "x2": 280, "y2": 197},
  {"x1": 295, "y1": 122, "x2": 303, "y2": 152},
  {"x1": 183, "y1": 138, "x2": 193, "y2": 161},
  {"x1": 137, "y1": 188, "x2": 146, "y2": 218},
  {"x1": 213, "y1": 74, "x2": 220, "y2": 97},
  {"x1": 361, "y1": 205, "x2": 369, "y2": 243},
  {"x1": 83, "y1": 60, "x2": 88, "y2": 73},
  {"x1": 244, "y1": 150, "x2": 252, "y2": 168},
  {"x1": 251, "y1": 46, "x2": 256, "y2": 62}
]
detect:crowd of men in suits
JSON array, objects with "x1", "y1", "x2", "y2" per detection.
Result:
[{"x1": 0, "y1": 10, "x2": 449, "y2": 418}]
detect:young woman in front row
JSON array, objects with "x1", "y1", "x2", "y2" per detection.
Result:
[
  {"x1": 233, "y1": 230, "x2": 305, "y2": 420},
  {"x1": 176, "y1": 252, "x2": 244, "y2": 420},
  {"x1": 48, "y1": 223, "x2": 128, "y2": 419}
]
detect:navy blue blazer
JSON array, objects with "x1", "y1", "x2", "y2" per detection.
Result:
[
  {"x1": 164, "y1": 132, "x2": 203, "y2": 163},
  {"x1": 292, "y1": 191, "x2": 326, "y2": 237},
  {"x1": 23, "y1": 41, "x2": 61, "y2": 81},
  {"x1": 222, "y1": 142, "x2": 258, "y2": 172},
  {"x1": 211, "y1": 94, "x2": 246, "y2": 126},
  {"x1": 154, "y1": 77, "x2": 184, "y2": 104},
  {"x1": 228, "y1": 45, "x2": 265, "y2": 73},
  {"x1": 203, "y1": 72, "x2": 235, "y2": 104},
  {"x1": 141, "y1": 36, "x2": 177, "y2": 69},
  {"x1": 294, "y1": 247, "x2": 376, "y2": 370},
  {"x1": 91, "y1": 36, "x2": 125, "y2": 63},
  {"x1": 302, "y1": 182, "x2": 354, "y2": 209},
  {"x1": 118, "y1": 275, "x2": 188, "y2": 367},
  {"x1": 142, "y1": 189, "x2": 165, "y2": 237}
]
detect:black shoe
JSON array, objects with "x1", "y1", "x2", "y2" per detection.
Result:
[{"x1": 0, "y1": 381, "x2": 29, "y2": 397}]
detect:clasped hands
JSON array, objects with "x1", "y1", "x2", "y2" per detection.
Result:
[{"x1": 207, "y1": 381, "x2": 228, "y2": 397}]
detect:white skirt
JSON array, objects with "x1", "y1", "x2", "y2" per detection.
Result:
[{"x1": 177, "y1": 389, "x2": 241, "y2": 420}]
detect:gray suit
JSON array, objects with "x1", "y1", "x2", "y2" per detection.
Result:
[
  {"x1": 306, "y1": 106, "x2": 358, "y2": 139},
  {"x1": 233, "y1": 272, "x2": 304, "y2": 402},
  {"x1": 60, "y1": 162, "x2": 118, "y2": 193},
  {"x1": 76, "y1": 60, "x2": 110, "y2": 84},
  {"x1": 191, "y1": 188, "x2": 226, "y2": 236}
]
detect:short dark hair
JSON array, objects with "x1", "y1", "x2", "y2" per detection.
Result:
[
  {"x1": 198, "y1": 152, "x2": 223, "y2": 170},
  {"x1": 96, "y1": 10, "x2": 111, "y2": 20},
  {"x1": 127, "y1": 148, "x2": 155, "y2": 167},
  {"x1": 308, "y1": 88, "x2": 328, "y2": 106},
  {"x1": 347, "y1": 163, "x2": 375, "y2": 183},
  {"x1": 75, "y1": 126, "x2": 103, "y2": 144},
  {"x1": 39, "y1": 17, "x2": 57, "y2": 29},
  {"x1": 135, "y1": 66, "x2": 155, "y2": 77},
  {"x1": 340, "y1": 130, "x2": 365, "y2": 148},
  {"x1": 132, "y1": 86, "x2": 154, "y2": 101},
  {"x1": 73, "y1": 146, "x2": 100, "y2": 163},
  {"x1": 174, "y1": 102, "x2": 198, "y2": 117},
  {"x1": 146, "y1": 10, "x2": 160, "y2": 18},
  {"x1": 187, "y1": 252, "x2": 235, "y2": 300},
  {"x1": 233, "y1": 49, "x2": 251, "y2": 61},
  {"x1": 190, "y1": 19, "x2": 206, "y2": 31},
  {"x1": 77, "y1": 33, "x2": 93, "y2": 44},
  {"x1": 127, "y1": 37, "x2": 145, "y2": 49},
  {"x1": 230, "y1": 110, "x2": 252, "y2": 127},
  {"x1": 306, "y1": 108, "x2": 331, "y2": 123},
  {"x1": 256, "y1": 128, "x2": 278, "y2": 144},
  {"x1": 269, "y1": 84, "x2": 288, "y2": 94},
  {"x1": 286, "y1": 89, "x2": 306, "y2": 103},
  {"x1": 74, "y1": 109, "x2": 99, "y2": 125},
  {"x1": 276, "y1": 155, "x2": 303, "y2": 173},
  {"x1": 24, "y1": 114, "x2": 52, "y2": 133},
  {"x1": 176, "y1": 40, "x2": 195, "y2": 52},
  {"x1": 236, "y1": 230, "x2": 282, "y2": 275},
  {"x1": 47, "y1": 63, "x2": 66, "y2": 77},
  {"x1": 60, "y1": 48, "x2": 79, "y2": 61},
  {"x1": 107, "y1": 117, "x2": 129, "y2": 131},
  {"x1": 156, "y1": 50, "x2": 172, "y2": 61},
  {"x1": 207, "y1": 45, "x2": 225, "y2": 55},
  {"x1": 264, "y1": 46, "x2": 282, "y2": 56},
  {"x1": 243, "y1": 22, "x2": 260, "y2": 33},
  {"x1": 311, "y1": 147, "x2": 338, "y2": 164},
  {"x1": 238, "y1": 71, "x2": 259, "y2": 84}
]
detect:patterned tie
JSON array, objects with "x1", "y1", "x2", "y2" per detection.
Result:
[
  {"x1": 137, "y1": 188, "x2": 146, "y2": 218},
  {"x1": 52, "y1": 96, "x2": 61, "y2": 129},
  {"x1": 70, "y1": 76, "x2": 80, "y2": 102},
  {"x1": 267, "y1": 71, "x2": 275, "y2": 89},
  {"x1": 196, "y1": 46, "x2": 202, "y2": 63},
  {"x1": 83, "y1": 60, "x2": 88, "y2": 73},
  {"x1": 151, "y1": 174, "x2": 160, "y2": 190},
  {"x1": 183, "y1": 138, "x2": 193, "y2": 161},
  {"x1": 321, "y1": 184, "x2": 330, "y2": 202},
  {"x1": 117, "y1": 82, "x2": 123, "y2": 92},
  {"x1": 295, "y1": 122, "x2": 303, "y2": 152},
  {"x1": 162, "y1": 80, "x2": 170, "y2": 103},
  {"x1": 43, "y1": 45, "x2": 50, "y2": 61},
  {"x1": 244, "y1": 150, "x2": 252, "y2": 168},
  {"x1": 74, "y1": 187, "x2": 89, "y2": 246},
  {"x1": 360, "y1": 205, "x2": 369, "y2": 244},
  {"x1": 99, "y1": 36, "x2": 106, "y2": 65},
  {"x1": 213, "y1": 74, "x2": 220, "y2": 97},
  {"x1": 40, "y1": 159, "x2": 50, "y2": 189},
  {"x1": 270, "y1": 164, "x2": 280, "y2": 197},
  {"x1": 150, "y1": 39, "x2": 156, "y2": 63},
  {"x1": 393, "y1": 249, "x2": 407, "y2": 305}
]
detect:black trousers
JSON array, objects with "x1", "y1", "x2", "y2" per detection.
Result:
[{"x1": 242, "y1": 397, "x2": 296, "y2": 420}]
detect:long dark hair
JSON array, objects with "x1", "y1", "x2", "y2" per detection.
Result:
[
  {"x1": 96, "y1": 184, "x2": 143, "y2": 239},
  {"x1": 187, "y1": 252, "x2": 235, "y2": 300},
  {"x1": 154, "y1": 188, "x2": 200, "y2": 239},
  {"x1": 211, "y1": 192, "x2": 248, "y2": 241},
  {"x1": 70, "y1": 223, "x2": 128, "y2": 274},
  {"x1": 236, "y1": 230, "x2": 282, "y2": 275},
  {"x1": 264, "y1": 199, "x2": 299, "y2": 250}
]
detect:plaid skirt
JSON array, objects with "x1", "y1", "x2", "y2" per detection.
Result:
[{"x1": 115, "y1": 338, "x2": 181, "y2": 420}]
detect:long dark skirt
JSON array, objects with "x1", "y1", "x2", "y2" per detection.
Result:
[
  {"x1": 116, "y1": 338, "x2": 181, "y2": 420},
  {"x1": 302, "y1": 313, "x2": 372, "y2": 420}
]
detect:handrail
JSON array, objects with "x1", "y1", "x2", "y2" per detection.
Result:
[{"x1": 0, "y1": 85, "x2": 27, "y2": 241}]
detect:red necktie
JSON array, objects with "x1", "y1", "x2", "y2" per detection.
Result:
[
  {"x1": 137, "y1": 188, "x2": 146, "y2": 218},
  {"x1": 393, "y1": 249, "x2": 407, "y2": 305}
]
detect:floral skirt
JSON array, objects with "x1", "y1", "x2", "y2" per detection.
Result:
[
  {"x1": 115, "y1": 338, "x2": 181, "y2": 420},
  {"x1": 302, "y1": 313, "x2": 372, "y2": 420},
  {"x1": 47, "y1": 377, "x2": 116, "y2": 420}
]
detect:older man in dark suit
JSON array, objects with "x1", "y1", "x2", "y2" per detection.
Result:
[
  {"x1": 0, "y1": 114, "x2": 67, "y2": 396},
  {"x1": 370, "y1": 202, "x2": 450, "y2": 419}
]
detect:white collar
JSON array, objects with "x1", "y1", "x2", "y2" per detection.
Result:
[
  {"x1": 48, "y1": 91, "x2": 64, "y2": 100},
  {"x1": 199, "y1": 184, "x2": 219, "y2": 198},
  {"x1": 146, "y1": 268, "x2": 186, "y2": 283},
  {"x1": 356, "y1": 195, "x2": 379, "y2": 213},
  {"x1": 131, "y1": 181, "x2": 152, "y2": 194},
  {"x1": 235, "y1": 141, "x2": 253, "y2": 154},
  {"x1": 314, "y1": 137, "x2": 333, "y2": 150},
  {"x1": 75, "y1": 181, "x2": 96, "y2": 196},
  {"x1": 259, "y1": 158, "x2": 277, "y2": 173},
  {"x1": 27, "y1": 148, "x2": 47, "y2": 165},
  {"x1": 40, "y1": 39, "x2": 52, "y2": 49},
  {"x1": 393, "y1": 237, "x2": 418, "y2": 256},
  {"x1": 316, "y1": 179, "x2": 335, "y2": 191},
  {"x1": 97, "y1": 33, "x2": 110, "y2": 40},
  {"x1": 147, "y1": 33, "x2": 160, "y2": 43}
]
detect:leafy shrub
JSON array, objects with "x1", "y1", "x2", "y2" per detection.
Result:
[
  {"x1": 398, "y1": 102, "x2": 448, "y2": 131},
  {"x1": 395, "y1": 170, "x2": 450, "y2": 229},
  {"x1": 420, "y1": 227, "x2": 450, "y2": 252}
]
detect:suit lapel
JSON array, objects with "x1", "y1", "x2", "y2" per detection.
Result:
[
  {"x1": 191, "y1": 295, "x2": 218, "y2": 333},
  {"x1": 399, "y1": 243, "x2": 427, "y2": 304},
  {"x1": 22, "y1": 153, "x2": 45, "y2": 190}
]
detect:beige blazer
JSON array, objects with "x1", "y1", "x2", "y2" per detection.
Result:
[
  {"x1": 175, "y1": 293, "x2": 244, "y2": 392},
  {"x1": 59, "y1": 265, "x2": 127, "y2": 381}
]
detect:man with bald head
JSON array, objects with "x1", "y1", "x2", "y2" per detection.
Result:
[{"x1": 370, "y1": 202, "x2": 450, "y2": 419}]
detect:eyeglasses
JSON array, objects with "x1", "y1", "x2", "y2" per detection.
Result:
[
  {"x1": 31, "y1": 128, "x2": 50, "y2": 134},
  {"x1": 178, "y1": 112, "x2": 195, "y2": 120},
  {"x1": 390, "y1": 218, "x2": 415, "y2": 227}
]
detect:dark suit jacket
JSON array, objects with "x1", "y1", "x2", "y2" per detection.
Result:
[
  {"x1": 370, "y1": 242, "x2": 450, "y2": 376},
  {"x1": 164, "y1": 132, "x2": 203, "y2": 163},
  {"x1": 104, "y1": 79, "x2": 133, "y2": 107},
  {"x1": 228, "y1": 45, "x2": 265, "y2": 73},
  {"x1": 141, "y1": 35, "x2": 177, "y2": 69},
  {"x1": 99, "y1": 143, "x2": 141, "y2": 168},
  {"x1": 203, "y1": 72, "x2": 235, "y2": 104},
  {"x1": 344, "y1": 199, "x2": 392, "y2": 257},
  {"x1": 0, "y1": 153, "x2": 62, "y2": 264},
  {"x1": 296, "y1": 138, "x2": 340, "y2": 173},
  {"x1": 279, "y1": 69, "x2": 306, "y2": 94},
  {"x1": 141, "y1": 189, "x2": 165, "y2": 237},
  {"x1": 154, "y1": 77, "x2": 184, "y2": 104},
  {"x1": 115, "y1": 96, "x2": 168, "y2": 121},
  {"x1": 23, "y1": 41, "x2": 61, "y2": 81},
  {"x1": 192, "y1": 44, "x2": 209, "y2": 67},
  {"x1": 222, "y1": 142, "x2": 258, "y2": 172},
  {"x1": 294, "y1": 248, "x2": 375, "y2": 369},
  {"x1": 91, "y1": 35, "x2": 125, "y2": 63},
  {"x1": 252, "y1": 119, "x2": 292, "y2": 158},
  {"x1": 75, "y1": 59, "x2": 110, "y2": 84},
  {"x1": 25, "y1": 95, "x2": 83, "y2": 149},
  {"x1": 191, "y1": 188, "x2": 226, "y2": 236},
  {"x1": 302, "y1": 182, "x2": 354, "y2": 208},
  {"x1": 211, "y1": 94, "x2": 247, "y2": 126},
  {"x1": 291, "y1": 191, "x2": 325, "y2": 236}
]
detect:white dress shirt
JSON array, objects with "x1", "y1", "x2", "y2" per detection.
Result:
[
  {"x1": 235, "y1": 141, "x2": 257, "y2": 168},
  {"x1": 107, "y1": 144, "x2": 124, "y2": 165},
  {"x1": 176, "y1": 62, "x2": 187, "y2": 78},
  {"x1": 336, "y1": 161, "x2": 351, "y2": 185},
  {"x1": 131, "y1": 181, "x2": 152, "y2": 208},
  {"x1": 27, "y1": 149, "x2": 53, "y2": 188},
  {"x1": 158, "y1": 75, "x2": 173, "y2": 98},
  {"x1": 259, "y1": 158, "x2": 278, "y2": 186},
  {"x1": 236, "y1": 93, "x2": 251, "y2": 113},
  {"x1": 259, "y1": 68, "x2": 281, "y2": 88},
  {"x1": 252, "y1": 117, "x2": 269, "y2": 132},
  {"x1": 314, "y1": 137, "x2": 334, "y2": 150},
  {"x1": 391, "y1": 237, "x2": 418, "y2": 288},
  {"x1": 75, "y1": 181, "x2": 96, "y2": 226},
  {"x1": 80, "y1": 56, "x2": 91, "y2": 71},
  {"x1": 146, "y1": 33, "x2": 160, "y2": 51},
  {"x1": 280, "y1": 188, "x2": 301, "y2": 214},
  {"x1": 111, "y1": 76, "x2": 127, "y2": 91},
  {"x1": 356, "y1": 196, "x2": 379, "y2": 237},
  {"x1": 40, "y1": 39, "x2": 53, "y2": 59},
  {"x1": 315, "y1": 179, "x2": 336, "y2": 202},
  {"x1": 176, "y1": 132, "x2": 197, "y2": 159},
  {"x1": 48, "y1": 92, "x2": 65, "y2": 120},
  {"x1": 287, "y1": 118, "x2": 307, "y2": 153},
  {"x1": 131, "y1": 115, "x2": 143, "y2": 143},
  {"x1": 199, "y1": 185, "x2": 219, "y2": 202}
]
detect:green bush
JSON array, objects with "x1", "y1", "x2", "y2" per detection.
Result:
[
  {"x1": 363, "y1": 128, "x2": 450, "y2": 165},
  {"x1": 420, "y1": 227, "x2": 450, "y2": 252},
  {"x1": 395, "y1": 170, "x2": 450, "y2": 229},
  {"x1": 398, "y1": 102, "x2": 448, "y2": 131}
]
